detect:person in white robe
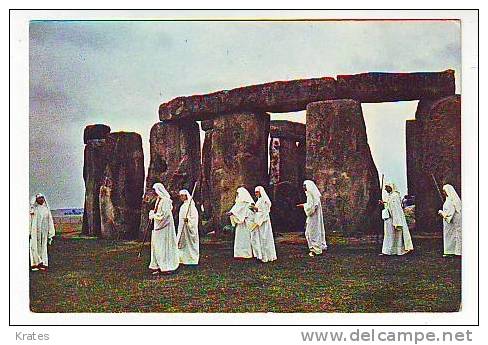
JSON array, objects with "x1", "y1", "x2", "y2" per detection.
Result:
[
  {"x1": 297, "y1": 180, "x2": 327, "y2": 256},
  {"x1": 176, "y1": 189, "x2": 199, "y2": 265},
  {"x1": 379, "y1": 183, "x2": 414, "y2": 255},
  {"x1": 250, "y1": 186, "x2": 277, "y2": 262},
  {"x1": 30, "y1": 193, "x2": 56, "y2": 271},
  {"x1": 148, "y1": 183, "x2": 179, "y2": 275},
  {"x1": 438, "y1": 184, "x2": 462, "y2": 256},
  {"x1": 227, "y1": 187, "x2": 255, "y2": 259}
]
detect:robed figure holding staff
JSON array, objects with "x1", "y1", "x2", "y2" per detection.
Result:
[
  {"x1": 148, "y1": 183, "x2": 179, "y2": 275},
  {"x1": 250, "y1": 186, "x2": 277, "y2": 263},
  {"x1": 297, "y1": 180, "x2": 327, "y2": 257},
  {"x1": 379, "y1": 182, "x2": 414, "y2": 255},
  {"x1": 227, "y1": 187, "x2": 255, "y2": 259},
  {"x1": 177, "y1": 189, "x2": 200, "y2": 265},
  {"x1": 30, "y1": 193, "x2": 56, "y2": 271},
  {"x1": 438, "y1": 184, "x2": 462, "y2": 257}
]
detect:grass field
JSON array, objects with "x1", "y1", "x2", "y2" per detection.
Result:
[{"x1": 30, "y1": 229, "x2": 461, "y2": 313}]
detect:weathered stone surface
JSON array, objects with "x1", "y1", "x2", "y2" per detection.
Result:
[
  {"x1": 160, "y1": 71, "x2": 455, "y2": 121},
  {"x1": 200, "y1": 120, "x2": 214, "y2": 131},
  {"x1": 306, "y1": 99, "x2": 381, "y2": 235},
  {"x1": 404, "y1": 98, "x2": 440, "y2": 211},
  {"x1": 270, "y1": 120, "x2": 306, "y2": 141},
  {"x1": 406, "y1": 120, "x2": 421, "y2": 196},
  {"x1": 269, "y1": 136, "x2": 306, "y2": 232},
  {"x1": 99, "y1": 132, "x2": 145, "y2": 240},
  {"x1": 83, "y1": 124, "x2": 111, "y2": 144},
  {"x1": 414, "y1": 95, "x2": 461, "y2": 233},
  {"x1": 414, "y1": 98, "x2": 438, "y2": 121},
  {"x1": 82, "y1": 126, "x2": 112, "y2": 237},
  {"x1": 336, "y1": 70, "x2": 455, "y2": 103},
  {"x1": 200, "y1": 129, "x2": 214, "y2": 225},
  {"x1": 159, "y1": 77, "x2": 337, "y2": 121},
  {"x1": 202, "y1": 112, "x2": 270, "y2": 234},
  {"x1": 270, "y1": 181, "x2": 306, "y2": 233},
  {"x1": 139, "y1": 121, "x2": 201, "y2": 237}
]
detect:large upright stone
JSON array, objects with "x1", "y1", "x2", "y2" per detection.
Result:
[
  {"x1": 139, "y1": 121, "x2": 201, "y2": 237},
  {"x1": 404, "y1": 98, "x2": 440, "y2": 216},
  {"x1": 414, "y1": 95, "x2": 461, "y2": 233},
  {"x1": 306, "y1": 99, "x2": 381, "y2": 235},
  {"x1": 82, "y1": 124, "x2": 111, "y2": 237},
  {"x1": 99, "y1": 132, "x2": 145, "y2": 240},
  {"x1": 269, "y1": 120, "x2": 306, "y2": 232},
  {"x1": 203, "y1": 112, "x2": 270, "y2": 234},
  {"x1": 269, "y1": 122, "x2": 306, "y2": 185}
]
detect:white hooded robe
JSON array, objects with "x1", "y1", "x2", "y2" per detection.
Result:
[
  {"x1": 229, "y1": 187, "x2": 255, "y2": 258},
  {"x1": 381, "y1": 184, "x2": 414, "y2": 255},
  {"x1": 252, "y1": 186, "x2": 277, "y2": 262},
  {"x1": 29, "y1": 194, "x2": 56, "y2": 267},
  {"x1": 176, "y1": 189, "x2": 200, "y2": 265},
  {"x1": 303, "y1": 180, "x2": 327, "y2": 254},
  {"x1": 149, "y1": 183, "x2": 179, "y2": 272},
  {"x1": 439, "y1": 184, "x2": 462, "y2": 256}
]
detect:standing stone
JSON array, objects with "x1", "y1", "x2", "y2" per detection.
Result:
[
  {"x1": 414, "y1": 95, "x2": 461, "y2": 233},
  {"x1": 270, "y1": 120, "x2": 306, "y2": 142},
  {"x1": 82, "y1": 124, "x2": 111, "y2": 237},
  {"x1": 406, "y1": 119, "x2": 421, "y2": 196},
  {"x1": 201, "y1": 126, "x2": 214, "y2": 226},
  {"x1": 83, "y1": 124, "x2": 111, "y2": 144},
  {"x1": 269, "y1": 137, "x2": 305, "y2": 186},
  {"x1": 204, "y1": 112, "x2": 270, "y2": 235},
  {"x1": 268, "y1": 120, "x2": 306, "y2": 232},
  {"x1": 99, "y1": 132, "x2": 145, "y2": 240},
  {"x1": 139, "y1": 121, "x2": 201, "y2": 238},
  {"x1": 306, "y1": 99, "x2": 381, "y2": 235}
]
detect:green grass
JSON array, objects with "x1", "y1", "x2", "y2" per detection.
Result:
[{"x1": 30, "y1": 234, "x2": 461, "y2": 313}]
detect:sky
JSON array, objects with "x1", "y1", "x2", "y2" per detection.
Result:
[{"x1": 29, "y1": 20, "x2": 461, "y2": 209}]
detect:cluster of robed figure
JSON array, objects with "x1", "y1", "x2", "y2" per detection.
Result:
[
  {"x1": 29, "y1": 180, "x2": 462, "y2": 273},
  {"x1": 228, "y1": 181, "x2": 327, "y2": 261},
  {"x1": 378, "y1": 182, "x2": 462, "y2": 257},
  {"x1": 144, "y1": 180, "x2": 326, "y2": 275}
]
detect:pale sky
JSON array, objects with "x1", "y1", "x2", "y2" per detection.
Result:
[{"x1": 29, "y1": 20, "x2": 460, "y2": 209}]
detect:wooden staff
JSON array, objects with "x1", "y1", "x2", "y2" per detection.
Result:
[
  {"x1": 431, "y1": 173, "x2": 444, "y2": 203},
  {"x1": 186, "y1": 182, "x2": 199, "y2": 218},
  {"x1": 137, "y1": 196, "x2": 158, "y2": 258},
  {"x1": 380, "y1": 174, "x2": 385, "y2": 196},
  {"x1": 376, "y1": 173, "x2": 385, "y2": 245}
]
